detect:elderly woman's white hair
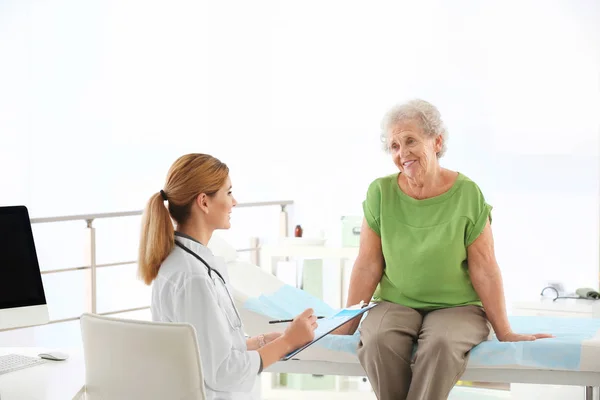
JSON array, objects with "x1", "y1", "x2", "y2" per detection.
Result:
[{"x1": 380, "y1": 99, "x2": 448, "y2": 158}]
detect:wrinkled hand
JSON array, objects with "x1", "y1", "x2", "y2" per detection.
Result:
[{"x1": 497, "y1": 331, "x2": 554, "y2": 342}]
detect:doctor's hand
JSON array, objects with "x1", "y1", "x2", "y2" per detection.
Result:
[
  {"x1": 263, "y1": 332, "x2": 282, "y2": 344},
  {"x1": 257, "y1": 308, "x2": 318, "y2": 370},
  {"x1": 282, "y1": 308, "x2": 318, "y2": 349}
]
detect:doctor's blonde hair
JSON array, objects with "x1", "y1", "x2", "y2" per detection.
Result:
[{"x1": 138, "y1": 153, "x2": 229, "y2": 285}]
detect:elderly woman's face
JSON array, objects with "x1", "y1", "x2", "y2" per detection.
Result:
[{"x1": 388, "y1": 120, "x2": 442, "y2": 179}]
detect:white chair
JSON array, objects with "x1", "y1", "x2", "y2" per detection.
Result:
[{"x1": 74, "y1": 313, "x2": 206, "y2": 400}]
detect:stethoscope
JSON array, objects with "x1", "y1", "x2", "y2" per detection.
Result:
[
  {"x1": 174, "y1": 240, "x2": 242, "y2": 328},
  {"x1": 175, "y1": 240, "x2": 227, "y2": 285}
]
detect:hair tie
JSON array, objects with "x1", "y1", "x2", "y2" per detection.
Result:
[{"x1": 159, "y1": 190, "x2": 168, "y2": 201}]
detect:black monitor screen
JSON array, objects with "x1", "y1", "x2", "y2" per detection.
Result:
[{"x1": 0, "y1": 206, "x2": 47, "y2": 309}]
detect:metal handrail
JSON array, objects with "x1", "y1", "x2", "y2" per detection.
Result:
[
  {"x1": 39, "y1": 247, "x2": 259, "y2": 275},
  {"x1": 30, "y1": 200, "x2": 294, "y2": 224},
  {"x1": 0, "y1": 200, "x2": 292, "y2": 333}
]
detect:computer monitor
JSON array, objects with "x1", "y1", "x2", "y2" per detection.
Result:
[{"x1": 0, "y1": 206, "x2": 49, "y2": 330}]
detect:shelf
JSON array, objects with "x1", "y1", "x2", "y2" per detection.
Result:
[{"x1": 260, "y1": 244, "x2": 359, "y2": 260}]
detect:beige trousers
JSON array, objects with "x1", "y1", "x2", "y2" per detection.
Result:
[{"x1": 357, "y1": 301, "x2": 490, "y2": 400}]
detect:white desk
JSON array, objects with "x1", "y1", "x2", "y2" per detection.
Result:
[
  {"x1": 0, "y1": 347, "x2": 83, "y2": 400},
  {"x1": 512, "y1": 297, "x2": 600, "y2": 318}
]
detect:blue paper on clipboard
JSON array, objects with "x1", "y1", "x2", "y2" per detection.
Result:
[{"x1": 282, "y1": 302, "x2": 378, "y2": 361}]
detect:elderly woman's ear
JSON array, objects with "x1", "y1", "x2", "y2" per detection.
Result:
[{"x1": 435, "y1": 135, "x2": 443, "y2": 157}]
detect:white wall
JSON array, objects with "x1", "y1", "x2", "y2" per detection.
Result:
[{"x1": 0, "y1": 0, "x2": 599, "y2": 343}]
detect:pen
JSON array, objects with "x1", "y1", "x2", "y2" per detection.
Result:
[{"x1": 268, "y1": 316, "x2": 325, "y2": 324}]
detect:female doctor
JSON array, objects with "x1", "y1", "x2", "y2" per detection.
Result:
[{"x1": 138, "y1": 153, "x2": 317, "y2": 399}]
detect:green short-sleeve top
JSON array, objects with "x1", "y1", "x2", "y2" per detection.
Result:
[{"x1": 363, "y1": 172, "x2": 492, "y2": 310}]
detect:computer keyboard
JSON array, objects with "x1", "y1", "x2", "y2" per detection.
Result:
[{"x1": 0, "y1": 354, "x2": 48, "y2": 376}]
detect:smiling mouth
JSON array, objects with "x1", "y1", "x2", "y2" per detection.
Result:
[{"x1": 403, "y1": 160, "x2": 416, "y2": 167}]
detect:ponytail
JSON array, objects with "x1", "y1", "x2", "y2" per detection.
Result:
[
  {"x1": 137, "y1": 153, "x2": 229, "y2": 285},
  {"x1": 138, "y1": 192, "x2": 174, "y2": 285}
]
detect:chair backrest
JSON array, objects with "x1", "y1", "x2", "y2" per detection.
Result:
[{"x1": 79, "y1": 313, "x2": 206, "y2": 400}]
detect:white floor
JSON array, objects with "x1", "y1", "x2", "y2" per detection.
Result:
[
  {"x1": 262, "y1": 386, "x2": 510, "y2": 400},
  {"x1": 262, "y1": 385, "x2": 597, "y2": 400},
  {"x1": 449, "y1": 387, "x2": 512, "y2": 400},
  {"x1": 260, "y1": 374, "x2": 512, "y2": 400}
]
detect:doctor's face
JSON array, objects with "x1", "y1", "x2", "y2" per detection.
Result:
[{"x1": 206, "y1": 176, "x2": 237, "y2": 230}]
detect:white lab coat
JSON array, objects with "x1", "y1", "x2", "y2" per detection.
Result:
[{"x1": 151, "y1": 235, "x2": 261, "y2": 400}]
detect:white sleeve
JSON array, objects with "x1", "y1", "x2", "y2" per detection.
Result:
[{"x1": 173, "y1": 275, "x2": 261, "y2": 393}]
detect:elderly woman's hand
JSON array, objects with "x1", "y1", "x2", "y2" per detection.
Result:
[{"x1": 497, "y1": 331, "x2": 554, "y2": 342}]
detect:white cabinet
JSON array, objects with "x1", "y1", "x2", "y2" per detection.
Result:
[{"x1": 259, "y1": 244, "x2": 358, "y2": 308}]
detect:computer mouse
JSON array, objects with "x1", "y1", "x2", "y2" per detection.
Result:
[{"x1": 38, "y1": 351, "x2": 69, "y2": 361}]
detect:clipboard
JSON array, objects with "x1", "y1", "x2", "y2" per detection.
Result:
[{"x1": 281, "y1": 302, "x2": 379, "y2": 361}]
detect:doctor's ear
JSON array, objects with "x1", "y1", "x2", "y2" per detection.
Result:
[{"x1": 196, "y1": 193, "x2": 210, "y2": 214}]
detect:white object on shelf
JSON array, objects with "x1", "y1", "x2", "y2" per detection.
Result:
[{"x1": 275, "y1": 261, "x2": 299, "y2": 288}]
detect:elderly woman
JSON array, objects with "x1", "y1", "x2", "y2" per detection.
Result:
[{"x1": 335, "y1": 99, "x2": 552, "y2": 400}]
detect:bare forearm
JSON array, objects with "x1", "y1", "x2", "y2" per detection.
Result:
[
  {"x1": 257, "y1": 337, "x2": 293, "y2": 369},
  {"x1": 246, "y1": 336, "x2": 259, "y2": 351},
  {"x1": 470, "y1": 263, "x2": 511, "y2": 337},
  {"x1": 347, "y1": 265, "x2": 381, "y2": 306},
  {"x1": 343, "y1": 263, "x2": 382, "y2": 333}
]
